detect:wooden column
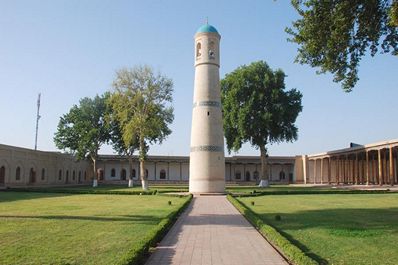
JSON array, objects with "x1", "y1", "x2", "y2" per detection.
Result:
[
  {"x1": 373, "y1": 154, "x2": 377, "y2": 184},
  {"x1": 383, "y1": 151, "x2": 388, "y2": 185},
  {"x1": 180, "y1": 162, "x2": 182, "y2": 181},
  {"x1": 302, "y1": 155, "x2": 308, "y2": 184},
  {"x1": 313, "y1": 159, "x2": 317, "y2": 184},
  {"x1": 328, "y1": 157, "x2": 331, "y2": 184},
  {"x1": 354, "y1": 153, "x2": 358, "y2": 185},
  {"x1": 154, "y1": 162, "x2": 157, "y2": 180},
  {"x1": 336, "y1": 157, "x2": 341, "y2": 184},
  {"x1": 343, "y1": 156, "x2": 346, "y2": 184},
  {"x1": 320, "y1": 158, "x2": 324, "y2": 184},
  {"x1": 389, "y1": 146, "x2": 394, "y2": 186},
  {"x1": 167, "y1": 162, "x2": 170, "y2": 180},
  {"x1": 378, "y1": 149, "x2": 383, "y2": 185}
]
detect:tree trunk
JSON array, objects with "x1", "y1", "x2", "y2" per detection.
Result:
[
  {"x1": 139, "y1": 137, "x2": 148, "y2": 190},
  {"x1": 259, "y1": 146, "x2": 269, "y2": 187},
  {"x1": 128, "y1": 156, "x2": 134, "y2": 188},
  {"x1": 92, "y1": 157, "x2": 98, "y2": 187},
  {"x1": 140, "y1": 159, "x2": 148, "y2": 190}
]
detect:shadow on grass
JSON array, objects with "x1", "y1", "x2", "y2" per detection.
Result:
[
  {"x1": 0, "y1": 191, "x2": 73, "y2": 203},
  {"x1": 255, "y1": 207, "x2": 398, "y2": 264},
  {"x1": 0, "y1": 214, "x2": 163, "y2": 224}
]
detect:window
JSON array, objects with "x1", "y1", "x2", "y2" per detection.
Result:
[
  {"x1": 253, "y1": 171, "x2": 259, "y2": 179},
  {"x1": 196, "y1": 42, "x2": 202, "y2": 58},
  {"x1": 245, "y1": 171, "x2": 251, "y2": 181},
  {"x1": 16, "y1": 167, "x2": 21, "y2": 181},
  {"x1": 66, "y1": 170, "x2": 69, "y2": 183},
  {"x1": 145, "y1": 169, "x2": 148, "y2": 178},
  {"x1": 111, "y1": 168, "x2": 116, "y2": 177},
  {"x1": 235, "y1": 170, "x2": 241, "y2": 180},
  {"x1": 121, "y1": 169, "x2": 126, "y2": 180},
  {"x1": 132, "y1": 169, "x2": 136, "y2": 179},
  {"x1": 72, "y1": 170, "x2": 76, "y2": 181},
  {"x1": 84, "y1": 171, "x2": 87, "y2": 180},
  {"x1": 160, "y1": 169, "x2": 166, "y2": 180},
  {"x1": 0, "y1": 166, "x2": 5, "y2": 185},
  {"x1": 58, "y1": 170, "x2": 62, "y2": 180},
  {"x1": 279, "y1": 170, "x2": 286, "y2": 180},
  {"x1": 208, "y1": 40, "x2": 215, "y2": 59},
  {"x1": 41, "y1": 168, "x2": 45, "y2": 181},
  {"x1": 29, "y1": 168, "x2": 36, "y2": 183}
]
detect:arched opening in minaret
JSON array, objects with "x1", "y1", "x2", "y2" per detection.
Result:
[{"x1": 196, "y1": 42, "x2": 201, "y2": 58}]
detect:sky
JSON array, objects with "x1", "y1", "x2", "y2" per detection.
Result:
[{"x1": 0, "y1": 0, "x2": 397, "y2": 157}]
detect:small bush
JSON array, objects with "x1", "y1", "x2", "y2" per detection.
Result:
[{"x1": 275, "y1": 215, "x2": 281, "y2": 221}]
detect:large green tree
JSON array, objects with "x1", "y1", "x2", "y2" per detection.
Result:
[
  {"x1": 54, "y1": 94, "x2": 110, "y2": 187},
  {"x1": 109, "y1": 66, "x2": 174, "y2": 190},
  {"x1": 107, "y1": 117, "x2": 139, "y2": 187},
  {"x1": 221, "y1": 61, "x2": 303, "y2": 187},
  {"x1": 286, "y1": 0, "x2": 398, "y2": 92}
]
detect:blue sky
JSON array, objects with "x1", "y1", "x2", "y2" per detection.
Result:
[{"x1": 0, "y1": 0, "x2": 397, "y2": 157}]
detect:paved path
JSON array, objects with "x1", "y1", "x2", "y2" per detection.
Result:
[{"x1": 145, "y1": 195, "x2": 287, "y2": 265}]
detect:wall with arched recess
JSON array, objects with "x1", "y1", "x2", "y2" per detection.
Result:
[{"x1": 0, "y1": 144, "x2": 91, "y2": 187}]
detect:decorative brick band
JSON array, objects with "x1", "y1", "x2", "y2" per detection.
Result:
[
  {"x1": 190, "y1": 145, "x2": 224, "y2": 152},
  {"x1": 193, "y1": 101, "x2": 221, "y2": 108}
]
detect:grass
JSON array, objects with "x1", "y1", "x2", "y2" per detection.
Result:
[
  {"x1": 8, "y1": 184, "x2": 347, "y2": 195},
  {"x1": 237, "y1": 194, "x2": 398, "y2": 265},
  {"x1": 0, "y1": 192, "x2": 190, "y2": 265}
]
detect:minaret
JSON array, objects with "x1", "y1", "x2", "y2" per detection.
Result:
[{"x1": 189, "y1": 24, "x2": 225, "y2": 193}]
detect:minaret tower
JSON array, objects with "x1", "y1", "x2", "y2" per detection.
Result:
[{"x1": 189, "y1": 24, "x2": 225, "y2": 193}]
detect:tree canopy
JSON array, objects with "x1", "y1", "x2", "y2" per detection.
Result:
[
  {"x1": 286, "y1": 0, "x2": 398, "y2": 92},
  {"x1": 221, "y1": 61, "x2": 302, "y2": 185},
  {"x1": 109, "y1": 65, "x2": 174, "y2": 190},
  {"x1": 54, "y1": 93, "x2": 110, "y2": 185}
]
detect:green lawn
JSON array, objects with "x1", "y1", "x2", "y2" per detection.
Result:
[
  {"x1": 238, "y1": 194, "x2": 398, "y2": 265},
  {"x1": 13, "y1": 184, "x2": 340, "y2": 195},
  {"x1": 0, "y1": 192, "x2": 189, "y2": 265}
]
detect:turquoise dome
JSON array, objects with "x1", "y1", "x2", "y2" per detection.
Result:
[{"x1": 196, "y1": 24, "x2": 218, "y2": 34}]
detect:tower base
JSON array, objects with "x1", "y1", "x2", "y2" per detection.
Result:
[{"x1": 189, "y1": 179, "x2": 225, "y2": 194}]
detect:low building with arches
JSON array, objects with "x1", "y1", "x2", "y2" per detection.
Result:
[
  {"x1": 1, "y1": 138, "x2": 397, "y2": 187},
  {"x1": 0, "y1": 144, "x2": 91, "y2": 187}
]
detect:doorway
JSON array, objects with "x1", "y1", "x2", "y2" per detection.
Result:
[
  {"x1": 0, "y1": 166, "x2": 5, "y2": 186},
  {"x1": 29, "y1": 168, "x2": 36, "y2": 184}
]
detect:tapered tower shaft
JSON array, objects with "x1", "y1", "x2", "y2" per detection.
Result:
[{"x1": 189, "y1": 24, "x2": 225, "y2": 193}]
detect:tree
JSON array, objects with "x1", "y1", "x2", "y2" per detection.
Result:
[
  {"x1": 109, "y1": 65, "x2": 174, "y2": 190},
  {"x1": 107, "y1": 107, "x2": 139, "y2": 187},
  {"x1": 286, "y1": 0, "x2": 398, "y2": 92},
  {"x1": 54, "y1": 94, "x2": 110, "y2": 187},
  {"x1": 221, "y1": 61, "x2": 303, "y2": 187}
]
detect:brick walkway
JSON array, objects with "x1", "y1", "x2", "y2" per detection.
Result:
[{"x1": 145, "y1": 195, "x2": 287, "y2": 265}]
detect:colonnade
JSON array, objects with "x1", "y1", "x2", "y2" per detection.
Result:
[{"x1": 305, "y1": 144, "x2": 398, "y2": 186}]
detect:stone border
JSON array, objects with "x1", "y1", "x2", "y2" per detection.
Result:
[
  {"x1": 190, "y1": 145, "x2": 223, "y2": 152},
  {"x1": 192, "y1": 101, "x2": 221, "y2": 108}
]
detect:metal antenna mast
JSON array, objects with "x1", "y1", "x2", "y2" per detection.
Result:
[{"x1": 34, "y1": 93, "x2": 41, "y2": 151}]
